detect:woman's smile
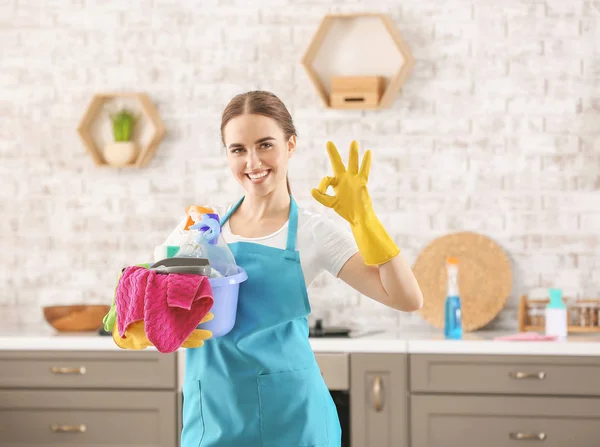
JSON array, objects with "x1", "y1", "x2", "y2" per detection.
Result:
[{"x1": 246, "y1": 169, "x2": 271, "y2": 183}]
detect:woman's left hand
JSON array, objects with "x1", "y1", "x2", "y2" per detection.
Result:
[
  {"x1": 311, "y1": 140, "x2": 400, "y2": 266},
  {"x1": 311, "y1": 140, "x2": 373, "y2": 226}
]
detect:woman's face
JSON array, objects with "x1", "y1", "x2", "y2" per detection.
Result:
[{"x1": 223, "y1": 113, "x2": 295, "y2": 197}]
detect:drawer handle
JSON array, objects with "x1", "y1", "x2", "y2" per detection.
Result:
[
  {"x1": 51, "y1": 366, "x2": 87, "y2": 375},
  {"x1": 509, "y1": 371, "x2": 546, "y2": 380},
  {"x1": 372, "y1": 376, "x2": 384, "y2": 412},
  {"x1": 509, "y1": 432, "x2": 546, "y2": 441},
  {"x1": 50, "y1": 424, "x2": 87, "y2": 433}
]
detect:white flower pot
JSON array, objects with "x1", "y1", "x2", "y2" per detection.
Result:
[{"x1": 103, "y1": 141, "x2": 138, "y2": 167}]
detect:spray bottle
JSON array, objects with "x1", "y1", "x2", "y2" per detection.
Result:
[{"x1": 444, "y1": 257, "x2": 462, "y2": 340}]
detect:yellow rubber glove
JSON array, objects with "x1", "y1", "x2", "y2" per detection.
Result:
[
  {"x1": 112, "y1": 320, "x2": 152, "y2": 350},
  {"x1": 113, "y1": 313, "x2": 214, "y2": 350},
  {"x1": 311, "y1": 140, "x2": 400, "y2": 266}
]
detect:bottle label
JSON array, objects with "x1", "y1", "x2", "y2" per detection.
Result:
[{"x1": 545, "y1": 309, "x2": 567, "y2": 338}]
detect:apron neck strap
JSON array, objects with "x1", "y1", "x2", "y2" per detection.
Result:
[
  {"x1": 285, "y1": 197, "x2": 299, "y2": 252},
  {"x1": 220, "y1": 197, "x2": 243, "y2": 226},
  {"x1": 220, "y1": 195, "x2": 299, "y2": 252}
]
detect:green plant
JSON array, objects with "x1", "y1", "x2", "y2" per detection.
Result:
[{"x1": 109, "y1": 109, "x2": 138, "y2": 142}]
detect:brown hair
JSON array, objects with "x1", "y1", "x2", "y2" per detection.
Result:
[{"x1": 220, "y1": 91, "x2": 297, "y2": 194}]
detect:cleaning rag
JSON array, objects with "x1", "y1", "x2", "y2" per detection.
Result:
[
  {"x1": 115, "y1": 266, "x2": 214, "y2": 353},
  {"x1": 494, "y1": 332, "x2": 558, "y2": 341}
]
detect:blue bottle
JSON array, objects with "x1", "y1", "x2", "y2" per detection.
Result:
[{"x1": 444, "y1": 257, "x2": 462, "y2": 339}]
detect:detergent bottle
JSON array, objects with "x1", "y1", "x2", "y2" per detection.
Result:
[
  {"x1": 190, "y1": 213, "x2": 238, "y2": 277},
  {"x1": 444, "y1": 257, "x2": 462, "y2": 340},
  {"x1": 545, "y1": 288, "x2": 567, "y2": 341}
]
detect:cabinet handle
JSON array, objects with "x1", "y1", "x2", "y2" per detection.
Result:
[
  {"x1": 50, "y1": 424, "x2": 87, "y2": 433},
  {"x1": 372, "y1": 376, "x2": 384, "y2": 412},
  {"x1": 51, "y1": 366, "x2": 87, "y2": 375},
  {"x1": 509, "y1": 371, "x2": 546, "y2": 380},
  {"x1": 509, "y1": 432, "x2": 546, "y2": 441}
]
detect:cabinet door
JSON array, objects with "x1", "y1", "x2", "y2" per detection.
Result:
[
  {"x1": 315, "y1": 353, "x2": 349, "y2": 390},
  {"x1": 350, "y1": 353, "x2": 408, "y2": 447},
  {"x1": 0, "y1": 389, "x2": 177, "y2": 447},
  {"x1": 411, "y1": 394, "x2": 600, "y2": 447},
  {"x1": 0, "y1": 350, "x2": 177, "y2": 390},
  {"x1": 410, "y1": 354, "x2": 600, "y2": 396}
]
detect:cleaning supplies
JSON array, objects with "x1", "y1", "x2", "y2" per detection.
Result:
[
  {"x1": 114, "y1": 265, "x2": 215, "y2": 353},
  {"x1": 150, "y1": 257, "x2": 212, "y2": 276},
  {"x1": 153, "y1": 245, "x2": 180, "y2": 262},
  {"x1": 112, "y1": 313, "x2": 215, "y2": 350},
  {"x1": 189, "y1": 214, "x2": 238, "y2": 277},
  {"x1": 103, "y1": 263, "x2": 151, "y2": 333},
  {"x1": 175, "y1": 210, "x2": 238, "y2": 277},
  {"x1": 444, "y1": 257, "x2": 462, "y2": 340},
  {"x1": 545, "y1": 288, "x2": 567, "y2": 341},
  {"x1": 184, "y1": 205, "x2": 216, "y2": 230}
]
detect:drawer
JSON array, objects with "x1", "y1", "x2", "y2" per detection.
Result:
[
  {"x1": 411, "y1": 395, "x2": 600, "y2": 447},
  {"x1": 0, "y1": 389, "x2": 177, "y2": 446},
  {"x1": 410, "y1": 354, "x2": 600, "y2": 396},
  {"x1": 0, "y1": 350, "x2": 176, "y2": 390},
  {"x1": 315, "y1": 353, "x2": 349, "y2": 390}
]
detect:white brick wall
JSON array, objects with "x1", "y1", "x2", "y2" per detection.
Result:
[{"x1": 1, "y1": 0, "x2": 599, "y2": 332}]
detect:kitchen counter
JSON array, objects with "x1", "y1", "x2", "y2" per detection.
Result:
[{"x1": 2, "y1": 324, "x2": 600, "y2": 355}]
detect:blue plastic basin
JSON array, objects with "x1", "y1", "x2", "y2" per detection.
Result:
[{"x1": 197, "y1": 266, "x2": 247, "y2": 338}]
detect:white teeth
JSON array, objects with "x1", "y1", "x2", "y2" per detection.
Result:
[{"x1": 248, "y1": 171, "x2": 269, "y2": 180}]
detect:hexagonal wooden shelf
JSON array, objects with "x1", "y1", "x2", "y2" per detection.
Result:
[
  {"x1": 77, "y1": 92, "x2": 166, "y2": 167},
  {"x1": 301, "y1": 13, "x2": 415, "y2": 110}
]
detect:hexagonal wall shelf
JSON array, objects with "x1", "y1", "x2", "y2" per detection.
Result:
[
  {"x1": 77, "y1": 92, "x2": 166, "y2": 167},
  {"x1": 301, "y1": 13, "x2": 415, "y2": 110}
]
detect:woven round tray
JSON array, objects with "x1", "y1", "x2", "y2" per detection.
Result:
[{"x1": 413, "y1": 231, "x2": 512, "y2": 332}]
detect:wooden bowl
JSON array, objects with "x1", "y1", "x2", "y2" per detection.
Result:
[{"x1": 43, "y1": 305, "x2": 111, "y2": 332}]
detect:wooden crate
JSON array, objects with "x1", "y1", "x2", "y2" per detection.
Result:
[{"x1": 330, "y1": 76, "x2": 385, "y2": 109}]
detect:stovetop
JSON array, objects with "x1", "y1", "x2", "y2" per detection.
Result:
[{"x1": 309, "y1": 319, "x2": 351, "y2": 338}]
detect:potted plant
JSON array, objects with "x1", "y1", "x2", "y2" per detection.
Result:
[{"x1": 104, "y1": 108, "x2": 139, "y2": 166}]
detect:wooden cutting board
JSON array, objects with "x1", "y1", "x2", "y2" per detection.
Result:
[{"x1": 413, "y1": 231, "x2": 513, "y2": 332}]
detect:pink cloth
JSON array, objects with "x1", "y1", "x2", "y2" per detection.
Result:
[
  {"x1": 115, "y1": 266, "x2": 214, "y2": 353},
  {"x1": 494, "y1": 332, "x2": 558, "y2": 341}
]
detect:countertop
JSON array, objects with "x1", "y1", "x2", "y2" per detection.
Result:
[{"x1": 2, "y1": 324, "x2": 600, "y2": 356}]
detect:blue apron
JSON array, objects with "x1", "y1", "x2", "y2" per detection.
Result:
[{"x1": 181, "y1": 196, "x2": 341, "y2": 447}]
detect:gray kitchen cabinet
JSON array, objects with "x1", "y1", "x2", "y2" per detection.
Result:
[
  {"x1": 410, "y1": 354, "x2": 600, "y2": 396},
  {"x1": 0, "y1": 350, "x2": 177, "y2": 389},
  {"x1": 0, "y1": 389, "x2": 177, "y2": 447},
  {"x1": 409, "y1": 354, "x2": 600, "y2": 447},
  {"x1": 350, "y1": 353, "x2": 408, "y2": 447},
  {"x1": 411, "y1": 394, "x2": 600, "y2": 447},
  {"x1": 0, "y1": 350, "x2": 179, "y2": 447}
]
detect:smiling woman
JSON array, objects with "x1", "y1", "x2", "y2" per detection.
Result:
[
  {"x1": 176, "y1": 90, "x2": 423, "y2": 447},
  {"x1": 220, "y1": 91, "x2": 296, "y2": 195}
]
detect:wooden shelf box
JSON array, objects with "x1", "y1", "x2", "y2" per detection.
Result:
[{"x1": 330, "y1": 75, "x2": 385, "y2": 109}]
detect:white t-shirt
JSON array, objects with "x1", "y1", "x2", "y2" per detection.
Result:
[{"x1": 160, "y1": 205, "x2": 359, "y2": 288}]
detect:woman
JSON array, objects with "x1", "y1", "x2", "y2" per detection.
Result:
[{"x1": 177, "y1": 90, "x2": 423, "y2": 447}]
